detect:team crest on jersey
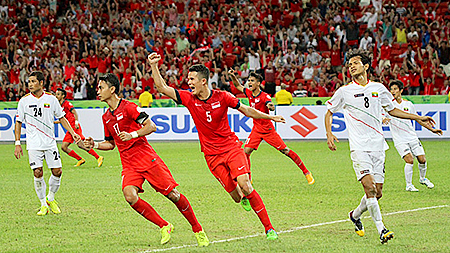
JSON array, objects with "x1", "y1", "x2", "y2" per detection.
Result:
[
  {"x1": 211, "y1": 101, "x2": 221, "y2": 109},
  {"x1": 116, "y1": 113, "x2": 124, "y2": 120},
  {"x1": 404, "y1": 107, "x2": 409, "y2": 111},
  {"x1": 372, "y1": 92, "x2": 378, "y2": 97},
  {"x1": 255, "y1": 98, "x2": 260, "y2": 103},
  {"x1": 44, "y1": 103, "x2": 50, "y2": 108},
  {"x1": 354, "y1": 93, "x2": 364, "y2": 98}
]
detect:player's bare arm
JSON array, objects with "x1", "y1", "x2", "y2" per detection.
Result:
[
  {"x1": 228, "y1": 69, "x2": 244, "y2": 93},
  {"x1": 79, "y1": 137, "x2": 115, "y2": 151},
  {"x1": 118, "y1": 118, "x2": 157, "y2": 141},
  {"x1": 238, "y1": 104, "x2": 285, "y2": 123},
  {"x1": 147, "y1": 53, "x2": 177, "y2": 101},
  {"x1": 59, "y1": 117, "x2": 81, "y2": 143},
  {"x1": 14, "y1": 120, "x2": 23, "y2": 159},
  {"x1": 387, "y1": 108, "x2": 442, "y2": 135},
  {"x1": 324, "y1": 110, "x2": 339, "y2": 151},
  {"x1": 267, "y1": 102, "x2": 275, "y2": 111},
  {"x1": 72, "y1": 108, "x2": 80, "y2": 129}
]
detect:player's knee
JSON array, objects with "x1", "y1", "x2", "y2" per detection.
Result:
[
  {"x1": 364, "y1": 184, "x2": 377, "y2": 197},
  {"x1": 123, "y1": 191, "x2": 138, "y2": 205},
  {"x1": 377, "y1": 192, "x2": 383, "y2": 200},
  {"x1": 244, "y1": 148, "x2": 253, "y2": 155},
  {"x1": 51, "y1": 168, "x2": 62, "y2": 177},
  {"x1": 33, "y1": 168, "x2": 43, "y2": 178},
  {"x1": 418, "y1": 157, "x2": 426, "y2": 164},
  {"x1": 166, "y1": 189, "x2": 180, "y2": 203},
  {"x1": 403, "y1": 155, "x2": 414, "y2": 164},
  {"x1": 239, "y1": 182, "x2": 254, "y2": 196},
  {"x1": 280, "y1": 148, "x2": 290, "y2": 155}
]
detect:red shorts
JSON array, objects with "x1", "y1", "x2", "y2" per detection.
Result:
[
  {"x1": 121, "y1": 156, "x2": 178, "y2": 196},
  {"x1": 205, "y1": 147, "x2": 250, "y2": 193},
  {"x1": 62, "y1": 126, "x2": 85, "y2": 143},
  {"x1": 244, "y1": 128, "x2": 286, "y2": 151}
]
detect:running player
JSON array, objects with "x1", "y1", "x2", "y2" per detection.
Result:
[
  {"x1": 54, "y1": 88, "x2": 104, "y2": 167},
  {"x1": 148, "y1": 53, "x2": 285, "y2": 240},
  {"x1": 384, "y1": 80, "x2": 442, "y2": 191},
  {"x1": 77, "y1": 73, "x2": 209, "y2": 246},
  {"x1": 14, "y1": 71, "x2": 81, "y2": 215},
  {"x1": 228, "y1": 70, "x2": 314, "y2": 185},
  {"x1": 324, "y1": 50, "x2": 440, "y2": 243}
]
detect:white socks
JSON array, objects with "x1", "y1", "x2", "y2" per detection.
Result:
[
  {"x1": 352, "y1": 195, "x2": 367, "y2": 220},
  {"x1": 419, "y1": 162, "x2": 427, "y2": 180},
  {"x1": 404, "y1": 163, "x2": 414, "y2": 186},
  {"x1": 47, "y1": 174, "x2": 61, "y2": 202},
  {"x1": 366, "y1": 197, "x2": 385, "y2": 234},
  {"x1": 34, "y1": 177, "x2": 47, "y2": 207}
]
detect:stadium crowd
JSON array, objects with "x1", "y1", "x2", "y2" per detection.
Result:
[{"x1": 0, "y1": 0, "x2": 450, "y2": 102}]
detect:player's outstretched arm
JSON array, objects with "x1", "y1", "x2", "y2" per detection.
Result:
[
  {"x1": 14, "y1": 121, "x2": 23, "y2": 159},
  {"x1": 59, "y1": 117, "x2": 81, "y2": 143},
  {"x1": 147, "y1": 53, "x2": 177, "y2": 101},
  {"x1": 238, "y1": 104, "x2": 285, "y2": 123},
  {"x1": 228, "y1": 69, "x2": 244, "y2": 93},
  {"x1": 118, "y1": 118, "x2": 156, "y2": 142},
  {"x1": 78, "y1": 137, "x2": 115, "y2": 151},
  {"x1": 387, "y1": 108, "x2": 443, "y2": 135},
  {"x1": 325, "y1": 110, "x2": 339, "y2": 151}
]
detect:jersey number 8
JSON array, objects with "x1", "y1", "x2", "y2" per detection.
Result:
[{"x1": 364, "y1": 97, "x2": 370, "y2": 108}]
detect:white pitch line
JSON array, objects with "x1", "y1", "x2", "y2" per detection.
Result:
[{"x1": 141, "y1": 204, "x2": 449, "y2": 253}]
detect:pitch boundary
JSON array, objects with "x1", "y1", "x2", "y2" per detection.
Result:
[{"x1": 141, "y1": 204, "x2": 449, "y2": 252}]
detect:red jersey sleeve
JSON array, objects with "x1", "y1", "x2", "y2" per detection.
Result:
[
  {"x1": 222, "y1": 90, "x2": 240, "y2": 109},
  {"x1": 243, "y1": 88, "x2": 252, "y2": 98},
  {"x1": 175, "y1": 89, "x2": 193, "y2": 107},
  {"x1": 66, "y1": 101, "x2": 74, "y2": 111},
  {"x1": 102, "y1": 116, "x2": 113, "y2": 141},
  {"x1": 125, "y1": 100, "x2": 149, "y2": 124},
  {"x1": 263, "y1": 93, "x2": 273, "y2": 105}
]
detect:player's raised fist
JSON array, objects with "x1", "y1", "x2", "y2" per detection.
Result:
[
  {"x1": 228, "y1": 69, "x2": 235, "y2": 75},
  {"x1": 147, "y1": 53, "x2": 161, "y2": 65}
]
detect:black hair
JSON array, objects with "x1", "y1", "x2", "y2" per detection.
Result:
[
  {"x1": 99, "y1": 73, "x2": 120, "y2": 94},
  {"x1": 57, "y1": 88, "x2": 67, "y2": 98},
  {"x1": 29, "y1": 71, "x2": 45, "y2": 84},
  {"x1": 389, "y1": 80, "x2": 404, "y2": 90},
  {"x1": 188, "y1": 64, "x2": 210, "y2": 82},
  {"x1": 145, "y1": 86, "x2": 150, "y2": 91},
  {"x1": 249, "y1": 72, "x2": 263, "y2": 83},
  {"x1": 346, "y1": 49, "x2": 371, "y2": 66}
]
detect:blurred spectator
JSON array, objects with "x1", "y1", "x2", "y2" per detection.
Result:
[
  {"x1": 139, "y1": 86, "x2": 153, "y2": 108},
  {"x1": 275, "y1": 83, "x2": 293, "y2": 105}
]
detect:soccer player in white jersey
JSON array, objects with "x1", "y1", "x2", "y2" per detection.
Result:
[
  {"x1": 324, "y1": 50, "x2": 440, "y2": 244},
  {"x1": 384, "y1": 80, "x2": 442, "y2": 191},
  {"x1": 14, "y1": 71, "x2": 80, "y2": 216}
]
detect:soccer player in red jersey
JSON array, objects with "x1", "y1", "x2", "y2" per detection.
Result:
[
  {"x1": 77, "y1": 74, "x2": 209, "y2": 247},
  {"x1": 148, "y1": 53, "x2": 285, "y2": 240},
  {"x1": 54, "y1": 88, "x2": 104, "y2": 167},
  {"x1": 228, "y1": 71, "x2": 315, "y2": 185}
]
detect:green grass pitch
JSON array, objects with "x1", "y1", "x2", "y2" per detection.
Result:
[{"x1": 0, "y1": 140, "x2": 449, "y2": 252}]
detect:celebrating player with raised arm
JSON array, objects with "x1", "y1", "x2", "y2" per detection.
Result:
[
  {"x1": 384, "y1": 80, "x2": 442, "y2": 191},
  {"x1": 54, "y1": 88, "x2": 104, "y2": 167},
  {"x1": 229, "y1": 70, "x2": 314, "y2": 185},
  {"x1": 148, "y1": 52, "x2": 285, "y2": 240},
  {"x1": 77, "y1": 74, "x2": 209, "y2": 247},
  {"x1": 14, "y1": 71, "x2": 81, "y2": 216},
  {"x1": 324, "y1": 50, "x2": 440, "y2": 244}
]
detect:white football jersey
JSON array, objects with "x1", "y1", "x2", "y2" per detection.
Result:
[
  {"x1": 326, "y1": 80, "x2": 395, "y2": 151},
  {"x1": 386, "y1": 99, "x2": 419, "y2": 144},
  {"x1": 16, "y1": 92, "x2": 65, "y2": 150}
]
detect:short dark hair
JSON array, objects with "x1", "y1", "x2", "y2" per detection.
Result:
[
  {"x1": 57, "y1": 88, "x2": 67, "y2": 98},
  {"x1": 188, "y1": 64, "x2": 210, "y2": 82},
  {"x1": 29, "y1": 71, "x2": 45, "y2": 83},
  {"x1": 145, "y1": 86, "x2": 150, "y2": 91},
  {"x1": 346, "y1": 49, "x2": 371, "y2": 66},
  {"x1": 389, "y1": 80, "x2": 404, "y2": 90},
  {"x1": 249, "y1": 72, "x2": 263, "y2": 83},
  {"x1": 99, "y1": 73, "x2": 120, "y2": 94}
]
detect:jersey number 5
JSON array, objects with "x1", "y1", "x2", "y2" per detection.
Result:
[
  {"x1": 33, "y1": 107, "x2": 42, "y2": 117},
  {"x1": 206, "y1": 111, "x2": 212, "y2": 122}
]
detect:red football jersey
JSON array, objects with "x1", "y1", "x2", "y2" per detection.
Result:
[
  {"x1": 243, "y1": 88, "x2": 274, "y2": 132},
  {"x1": 102, "y1": 99, "x2": 158, "y2": 171},
  {"x1": 61, "y1": 100, "x2": 76, "y2": 128},
  {"x1": 176, "y1": 89, "x2": 242, "y2": 155}
]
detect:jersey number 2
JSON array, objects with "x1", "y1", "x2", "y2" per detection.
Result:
[{"x1": 364, "y1": 97, "x2": 370, "y2": 108}]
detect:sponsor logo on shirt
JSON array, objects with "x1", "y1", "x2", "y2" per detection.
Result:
[
  {"x1": 211, "y1": 101, "x2": 221, "y2": 109},
  {"x1": 29, "y1": 104, "x2": 37, "y2": 108},
  {"x1": 372, "y1": 92, "x2": 378, "y2": 97},
  {"x1": 354, "y1": 93, "x2": 364, "y2": 98},
  {"x1": 255, "y1": 98, "x2": 260, "y2": 103},
  {"x1": 116, "y1": 113, "x2": 123, "y2": 120},
  {"x1": 44, "y1": 103, "x2": 50, "y2": 108},
  {"x1": 360, "y1": 170, "x2": 370, "y2": 174}
]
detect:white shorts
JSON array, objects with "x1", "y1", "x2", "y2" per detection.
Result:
[
  {"x1": 350, "y1": 150, "x2": 385, "y2": 183},
  {"x1": 394, "y1": 140, "x2": 425, "y2": 158},
  {"x1": 28, "y1": 147, "x2": 62, "y2": 170}
]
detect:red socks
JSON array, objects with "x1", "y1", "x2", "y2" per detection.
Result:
[
  {"x1": 175, "y1": 194, "x2": 202, "y2": 232},
  {"x1": 88, "y1": 149, "x2": 100, "y2": 159},
  {"x1": 246, "y1": 190, "x2": 273, "y2": 232},
  {"x1": 287, "y1": 150, "x2": 309, "y2": 175},
  {"x1": 131, "y1": 198, "x2": 168, "y2": 228},
  {"x1": 68, "y1": 150, "x2": 82, "y2": 160}
]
